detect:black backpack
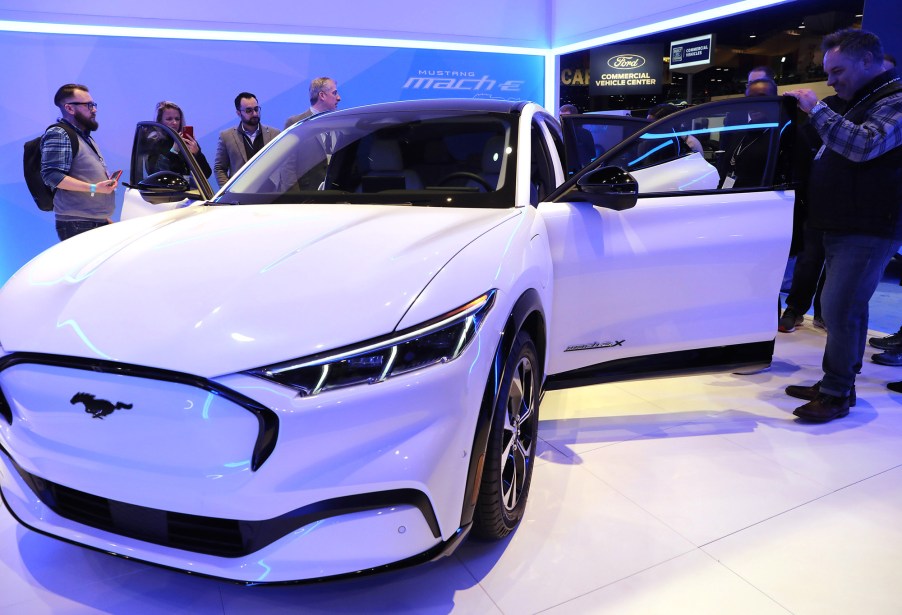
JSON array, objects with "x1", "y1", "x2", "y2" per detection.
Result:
[{"x1": 23, "y1": 122, "x2": 80, "y2": 212}]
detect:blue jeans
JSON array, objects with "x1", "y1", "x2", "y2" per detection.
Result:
[
  {"x1": 819, "y1": 232, "x2": 901, "y2": 397},
  {"x1": 56, "y1": 219, "x2": 110, "y2": 241}
]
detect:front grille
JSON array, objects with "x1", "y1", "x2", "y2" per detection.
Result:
[
  {"x1": 8, "y1": 458, "x2": 441, "y2": 558},
  {"x1": 24, "y1": 472, "x2": 247, "y2": 557}
]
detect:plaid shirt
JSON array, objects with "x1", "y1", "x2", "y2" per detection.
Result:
[
  {"x1": 39, "y1": 119, "x2": 98, "y2": 188},
  {"x1": 810, "y1": 77, "x2": 902, "y2": 164}
]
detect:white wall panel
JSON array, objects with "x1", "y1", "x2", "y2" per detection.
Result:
[{"x1": 0, "y1": 0, "x2": 551, "y2": 48}]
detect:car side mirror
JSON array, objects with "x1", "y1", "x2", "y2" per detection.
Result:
[
  {"x1": 576, "y1": 166, "x2": 638, "y2": 211},
  {"x1": 126, "y1": 171, "x2": 191, "y2": 195}
]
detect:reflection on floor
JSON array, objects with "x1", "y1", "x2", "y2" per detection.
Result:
[{"x1": 4, "y1": 319, "x2": 902, "y2": 614}]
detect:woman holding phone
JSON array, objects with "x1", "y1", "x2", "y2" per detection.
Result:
[{"x1": 149, "y1": 100, "x2": 212, "y2": 179}]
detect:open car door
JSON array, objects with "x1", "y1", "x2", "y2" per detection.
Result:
[
  {"x1": 121, "y1": 121, "x2": 214, "y2": 220},
  {"x1": 545, "y1": 96, "x2": 797, "y2": 382}
]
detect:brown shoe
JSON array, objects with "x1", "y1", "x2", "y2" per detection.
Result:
[
  {"x1": 786, "y1": 381, "x2": 856, "y2": 406},
  {"x1": 793, "y1": 393, "x2": 851, "y2": 422}
]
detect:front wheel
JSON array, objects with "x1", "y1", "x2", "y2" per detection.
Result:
[{"x1": 473, "y1": 331, "x2": 540, "y2": 539}]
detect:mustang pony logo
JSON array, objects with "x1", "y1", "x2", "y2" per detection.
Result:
[{"x1": 70, "y1": 392, "x2": 133, "y2": 419}]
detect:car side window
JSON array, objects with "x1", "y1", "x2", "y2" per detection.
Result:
[
  {"x1": 562, "y1": 116, "x2": 647, "y2": 177},
  {"x1": 601, "y1": 99, "x2": 790, "y2": 194},
  {"x1": 530, "y1": 121, "x2": 558, "y2": 205}
]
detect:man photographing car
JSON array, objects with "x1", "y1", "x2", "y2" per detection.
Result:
[
  {"x1": 783, "y1": 28, "x2": 902, "y2": 422},
  {"x1": 40, "y1": 84, "x2": 119, "y2": 241}
]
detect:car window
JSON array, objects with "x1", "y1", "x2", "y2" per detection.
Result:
[
  {"x1": 131, "y1": 123, "x2": 210, "y2": 197},
  {"x1": 217, "y1": 110, "x2": 519, "y2": 208},
  {"x1": 599, "y1": 97, "x2": 794, "y2": 193},
  {"x1": 561, "y1": 115, "x2": 649, "y2": 176},
  {"x1": 551, "y1": 97, "x2": 796, "y2": 202},
  {"x1": 530, "y1": 122, "x2": 558, "y2": 205}
]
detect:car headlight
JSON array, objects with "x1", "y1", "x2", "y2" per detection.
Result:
[{"x1": 248, "y1": 290, "x2": 496, "y2": 396}]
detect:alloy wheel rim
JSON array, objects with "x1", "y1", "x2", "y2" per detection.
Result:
[{"x1": 500, "y1": 355, "x2": 535, "y2": 512}]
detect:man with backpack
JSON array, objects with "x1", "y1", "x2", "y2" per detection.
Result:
[{"x1": 40, "y1": 83, "x2": 118, "y2": 241}]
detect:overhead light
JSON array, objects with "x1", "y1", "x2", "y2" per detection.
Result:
[
  {"x1": 749, "y1": 34, "x2": 757, "y2": 38},
  {"x1": 551, "y1": 0, "x2": 793, "y2": 54},
  {"x1": 781, "y1": 56, "x2": 786, "y2": 62},
  {"x1": 0, "y1": 19, "x2": 544, "y2": 56}
]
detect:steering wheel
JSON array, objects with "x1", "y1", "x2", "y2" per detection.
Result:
[{"x1": 436, "y1": 171, "x2": 493, "y2": 191}]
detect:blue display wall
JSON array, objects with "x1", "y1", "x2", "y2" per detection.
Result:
[{"x1": 1, "y1": 31, "x2": 543, "y2": 284}]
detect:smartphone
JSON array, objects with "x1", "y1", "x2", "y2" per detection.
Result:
[
  {"x1": 180, "y1": 125, "x2": 194, "y2": 139},
  {"x1": 109, "y1": 170, "x2": 122, "y2": 183}
]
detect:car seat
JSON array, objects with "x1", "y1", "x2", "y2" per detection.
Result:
[{"x1": 359, "y1": 138, "x2": 423, "y2": 192}]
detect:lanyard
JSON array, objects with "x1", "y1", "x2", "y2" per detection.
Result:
[
  {"x1": 730, "y1": 130, "x2": 764, "y2": 168},
  {"x1": 843, "y1": 76, "x2": 902, "y2": 117}
]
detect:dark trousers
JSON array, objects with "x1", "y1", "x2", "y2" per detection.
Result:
[
  {"x1": 819, "y1": 232, "x2": 901, "y2": 396},
  {"x1": 786, "y1": 222, "x2": 825, "y2": 318},
  {"x1": 56, "y1": 219, "x2": 110, "y2": 241}
]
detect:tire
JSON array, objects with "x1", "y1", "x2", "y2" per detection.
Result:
[{"x1": 473, "y1": 331, "x2": 540, "y2": 539}]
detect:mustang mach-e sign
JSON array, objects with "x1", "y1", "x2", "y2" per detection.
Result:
[{"x1": 590, "y1": 44, "x2": 663, "y2": 96}]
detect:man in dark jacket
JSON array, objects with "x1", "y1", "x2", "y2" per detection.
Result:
[{"x1": 784, "y1": 28, "x2": 902, "y2": 422}]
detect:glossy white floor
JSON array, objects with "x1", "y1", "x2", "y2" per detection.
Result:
[{"x1": 4, "y1": 319, "x2": 902, "y2": 615}]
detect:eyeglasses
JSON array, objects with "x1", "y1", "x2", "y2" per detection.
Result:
[
  {"x1": 68, "y1": 101, "x2": 98, "y2": 109},
  {"x1": 242, "y1": 106, "x2": 261, "y2": 114}
]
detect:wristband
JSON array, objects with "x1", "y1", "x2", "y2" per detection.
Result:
[
  {"x1": 810, "y1": 101, "x2": 827, "y2": 116},
  {"x1": 89, "y1": 183, "x2": 96, "y2": 197}
]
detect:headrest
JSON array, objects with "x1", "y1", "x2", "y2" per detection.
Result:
[
  {"x1": 367, "y1": 139, "x2": 403, "y2": 172},
  {"x1": 482, "y1": 135, "x2": 506, "y2": 174}
]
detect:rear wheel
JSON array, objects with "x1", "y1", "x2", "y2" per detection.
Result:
[{"x1": 473, "y1": 331, "x2": 540, "y2": 539}]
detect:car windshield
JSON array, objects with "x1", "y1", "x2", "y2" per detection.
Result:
[{"x1": 216, "y1": 109, "x2": 518, "y2": 208}]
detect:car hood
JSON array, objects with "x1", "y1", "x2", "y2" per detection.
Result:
[{"x1": 0, "y1": 205, "x2": 520, "y2": 377}]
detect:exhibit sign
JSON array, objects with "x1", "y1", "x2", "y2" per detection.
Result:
[
  {"x1": 589, "y1": 45, "x2": 663, "y2": 95},
  {"x1": 670, "y1": 34, "x2": 715, "y2": 72}
]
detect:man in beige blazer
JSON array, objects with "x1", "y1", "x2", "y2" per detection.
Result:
[{"x1": 214, "y1": 91, "x2": 280, "y2": 188}]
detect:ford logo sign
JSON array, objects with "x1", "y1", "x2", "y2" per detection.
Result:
[{"x1": 607, "y1": 55, "x2": 646, "y2": 69}]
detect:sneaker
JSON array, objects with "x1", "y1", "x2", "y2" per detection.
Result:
[
  {"x1": 793, "y1": 392, "x2": 851, "y2": 422},
  {"x1": 888, "y1": 381, "x2": 902, "y2": 393},
  {"x1": 786, "y1": 381, "x2": 856, "y2": 406},
  {"x1": 869, "y1": 327, "x2": 902, "y2": 350},
  {"x1": 778, "y1": 307, "x2": 804, "y2": 333},
  {"x1": 813, "y1": 316, "x2": 827, "y2": 331},
  {"x1": 873, "y1": 351, "x2": 902, "y2": 366}
]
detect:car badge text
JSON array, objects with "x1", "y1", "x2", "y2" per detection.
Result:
[{"x1": 564, "y1": 340, "x2": 626, "y2": 352}]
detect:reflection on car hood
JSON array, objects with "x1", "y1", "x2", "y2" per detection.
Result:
[{"x1": 0, "y1": 204, "x2": 519, "y2": 377}]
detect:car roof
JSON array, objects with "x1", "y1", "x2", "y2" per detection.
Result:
[{"x1": 316, "y1": 98, "x2": 530, "y2": 118}]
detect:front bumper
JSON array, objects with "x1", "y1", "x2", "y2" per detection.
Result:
[{"x1": 0, "y1": 324, "x2": 500, "y2": 582}]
